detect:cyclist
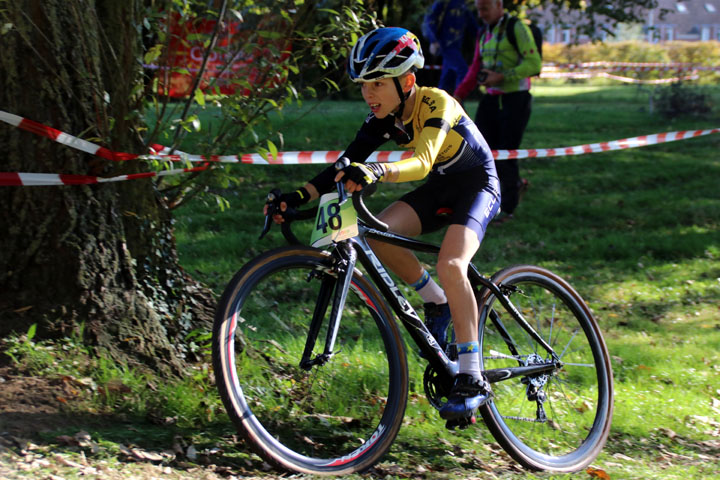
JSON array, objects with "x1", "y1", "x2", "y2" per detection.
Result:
[{"x1": 265, "y1": 27, "x2": 500, "y2": 423}]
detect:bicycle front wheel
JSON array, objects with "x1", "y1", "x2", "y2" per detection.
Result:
[
  {"x1": 477, "y1": 265, "x2": 613, "y2": 472},
  {"x1": 212, "y1": 246, "x2": 408, "y2": 475}
]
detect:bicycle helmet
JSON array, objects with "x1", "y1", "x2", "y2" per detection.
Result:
[{"x1": 347, "y1": 27, "x2": 425, "y2": 82}]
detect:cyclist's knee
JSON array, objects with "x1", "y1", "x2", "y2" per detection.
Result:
[{"x1": 436, "y1": 257, "x2": 468, "y2": 286}]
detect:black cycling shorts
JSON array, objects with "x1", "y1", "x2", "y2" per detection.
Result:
[{"x1": 399, "y1": 165, "x2": 501, "y2": 242}]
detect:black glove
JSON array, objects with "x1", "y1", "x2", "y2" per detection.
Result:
[
  {"x1": 342, "y1": 162, "x2": 385, "y2": 188},
  {"x1": 277, "y1": 187, "x2": 311, "y2": 209}
]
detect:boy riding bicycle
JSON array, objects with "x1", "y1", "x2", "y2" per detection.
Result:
[{"x1": 265, "y1": 27, "x2": 500, "y2": 423}]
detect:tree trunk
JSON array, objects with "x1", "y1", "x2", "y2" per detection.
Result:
[{"x1": 0, "y1": 0, "x2": 214, "y2": 375}]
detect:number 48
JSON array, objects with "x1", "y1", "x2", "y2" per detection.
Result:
[{"x1": 316, "y1": 201, "x2": 342, "y2": 234}]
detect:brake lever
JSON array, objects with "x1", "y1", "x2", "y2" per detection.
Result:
[
  {"x1": 259, "y1": 213, "x2": 273, "y2": 240},
  {"x1": 259, "y1": 189, "x2": 282, "y2": 240},
  {"x1": 335, "y1": 158, "x2": 350, "y2": 205}
]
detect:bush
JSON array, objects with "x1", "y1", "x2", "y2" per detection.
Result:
[
  {"x1": 652, "y1": 82, "x2": 714, "y2": 118},
  {"x1": 543, "y1": 41, "x2": 720, "y2": 84}
]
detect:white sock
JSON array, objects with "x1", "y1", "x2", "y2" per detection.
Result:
[
  {"x1": 410, "y1": 269, "x2": 447, "y2": 305},
  {"x1": 458, "y1": 341, "x2": 481, "y2": 379}
]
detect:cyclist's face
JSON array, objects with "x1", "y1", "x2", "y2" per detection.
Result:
[{"x1": 360, "y1": 78, "x2": 401, "y2": 118}]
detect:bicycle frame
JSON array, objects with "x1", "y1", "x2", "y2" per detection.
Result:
[{"x1": 299, "y1": 219, "x2": 562, "y2": 387}]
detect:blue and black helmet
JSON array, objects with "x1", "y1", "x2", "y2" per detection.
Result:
[{"x1": 347, "y1": 27, "x2": 425, "y2": 82}]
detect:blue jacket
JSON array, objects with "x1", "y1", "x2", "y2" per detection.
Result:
[{"x1": 422, "y1": 0, "x2": 478, "y2": 51}]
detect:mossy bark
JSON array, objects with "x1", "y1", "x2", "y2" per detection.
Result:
[{"x1": 0, "y1": 0, "x2": 214, "y2": 375}]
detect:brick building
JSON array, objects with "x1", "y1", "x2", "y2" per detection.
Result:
[
  {"x1": 647, "y1": 0, "x2": 720, "y2": 42},
  {"x1": 535, "y1": 0, "x2": 720, "y2": 44}
]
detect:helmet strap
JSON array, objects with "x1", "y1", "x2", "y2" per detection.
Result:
[{"x1": 392, "y1": 76, "x2": 409, "y2": 120}]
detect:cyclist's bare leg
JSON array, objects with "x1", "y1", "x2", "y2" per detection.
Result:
[
  {"x1": 368, "y1": 201, "x2": 424, "y2": 283},
  {"x1": 436, "y1": 224, "x2": 492, "y2": 422},
  {"x1": 436, "y1": 224, "x2": 481, "y2": 344}
]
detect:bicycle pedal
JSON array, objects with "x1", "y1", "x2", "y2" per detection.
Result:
[{"x1": 445, "y1": 414, "x2": 476, "y2": 431}]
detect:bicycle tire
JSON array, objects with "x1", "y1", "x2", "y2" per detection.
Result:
[
  {"x1": 212, "y1": 246, "x2": 409, "y2": 475},
  {"x1": 476, "y1": 265, "x2": 613, "y2": 472}
]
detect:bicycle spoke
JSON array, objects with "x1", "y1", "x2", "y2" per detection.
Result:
[
  {"x1": 557, "y1": 328, "x2": 581, "y2": 361},
  {"x1": 479, "y1": 266, "x2": 612, "y2": 472},
  {"x1": 213, "y1": 248, "x2": 408, "y2": 474}
]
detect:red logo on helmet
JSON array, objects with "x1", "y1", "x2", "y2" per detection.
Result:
[{"x1": 393, "y1": 33, "x2": 415, "y2": 55}]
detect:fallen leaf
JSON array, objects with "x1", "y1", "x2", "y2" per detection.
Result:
[
  {"x1": 586, "y1": 466, "x2": 610, "y2": 479},
  {"x1": 104, "y1": 379, "x2": 132, "y2": 393},
  {"x1": 55, "y1": 435, "x2": 79, "y2": 447},
  {"x1": 186, "y1": 444, "x2": 197, "y2": 461},
  {"x1": 130, "y1": 448, "x2": 164, "y2": 462},
  {"x1": 54, "y1": 454, "x2": 84, "y2": 469}
]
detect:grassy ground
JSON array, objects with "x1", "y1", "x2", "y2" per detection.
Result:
[{"x1": 1, "y1": 84, "x2": 719, "y2": 479}]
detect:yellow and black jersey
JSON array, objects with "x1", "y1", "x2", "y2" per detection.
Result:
[
  {"x1": 308, "y1": 86, "x2": 497, "y2": 193},
  {"x1": 343, "y1": 86, "x2": 495, "y2": 182}
]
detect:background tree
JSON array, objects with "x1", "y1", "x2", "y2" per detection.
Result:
[
  {"x1": 369, "y1": 0, "x2": 662, "y2": 38},
  {"x1": 0, "y1": 0, "x2": 375, "y2": 374},
  {"x1": 0, "y1": 0, "x2": 659, "y2": 375},
  {"x1": 520, "y1": 0, "x2": 666, "y2": 40}
]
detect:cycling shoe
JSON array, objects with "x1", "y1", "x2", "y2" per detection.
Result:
[{"x1": 439, "y1": 373, "x2": 493, "y2": 420}]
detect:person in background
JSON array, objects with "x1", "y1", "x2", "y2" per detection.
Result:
[
  {"x1": 422, "y1": 0, "x2": 478, "y2": 93},
  {"x1": 267, "y1": 27, "x2": 500, "y2": 424},
  {"x1": 454, "y1": 0, "x2": 541, "y2": 223}
]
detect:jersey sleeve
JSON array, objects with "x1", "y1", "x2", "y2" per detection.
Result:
[
  {"x1": 390, "y1": 92, "x2": 457, "y2": 183},
  {"x1": 502, "y1": 21, "x2": 541, "y2": 84},
  {"x1": 308, "y1": 114, "x2": 390, "y2": 194}
]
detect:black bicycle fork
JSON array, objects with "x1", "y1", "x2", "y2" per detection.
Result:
[{"x1": 299, "y1": 242, "x2": 357, "y2": 370}]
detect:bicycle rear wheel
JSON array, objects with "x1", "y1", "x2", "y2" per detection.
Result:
[
  {"x1": 477, "y1": 265, "x2": 613, "y2": 472},
  {"x1": 212, "y1": 246, "x2": 408, "y2": 475}
]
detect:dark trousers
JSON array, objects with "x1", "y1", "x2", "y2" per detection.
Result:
[{"x1": 474, "y1": 91, "x2": 532, "y2": 214}]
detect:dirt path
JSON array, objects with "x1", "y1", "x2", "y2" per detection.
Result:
[{"x1": 0, "y1": 367, "x2": 279, "y2": 480}]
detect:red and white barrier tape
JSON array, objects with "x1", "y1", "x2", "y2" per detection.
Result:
[
  {"x1": 1, "y1": 110, "x2": 719, "y2": 185},
  {"x1": 540, "y1": 70, "x2": 700, "y2": 84},
  {"x1": 493, "y1": 128, "x2": 720, "y2": 160},
  {"x1": 148, "y1": 145, "x2": 415, "y2": 165},
  {"x1": 137, "y1": 128, "x2": 720, "y2": 163},
  {"x1": 546, "y1": 61, "x2": 720, "y2": 72},
  {"x1": 0, "y1": 165, "x2": 209, "y2": 187},
  {"x1": 0, "y1": 111, "x2": 144, "y2": 162},
  {"x1": 428, "y1": 62, "x2": 720, "y2": 74}
]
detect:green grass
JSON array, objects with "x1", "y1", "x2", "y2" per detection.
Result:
[
  {"x1": 3, "y1": 84, "x2": 719, "y2": 479},
  {"x1": 172, "y1": 84, "x2": 720, "y2": 478}
]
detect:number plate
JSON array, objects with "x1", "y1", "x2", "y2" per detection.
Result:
[{"x1": 310, "y1": 192, "x2": 359, "y2": 248}]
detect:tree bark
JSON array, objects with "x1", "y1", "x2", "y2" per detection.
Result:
[{"x1": 0, "y1": 0, "x2": 214, "y2": 375}]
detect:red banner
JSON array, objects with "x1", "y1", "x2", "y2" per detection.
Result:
[{"x1": 155, "y1": 14, "x2": 289, "y2": 98}]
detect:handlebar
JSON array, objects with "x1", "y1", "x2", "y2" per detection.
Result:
[
  {"x1": 261, "y1": 159, "x2": 389, "y2": 245},
  {"x1": 334, "y1": 158, "x2": 389, "y2": 233},
  {"x1": 351, "y1": 184, "x2": 388, "y2": 232}
]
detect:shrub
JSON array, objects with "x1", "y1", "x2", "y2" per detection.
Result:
[
  {"x1": 652, "y1": 82, "x2": 714, "y2": 118},
  {"x1": 543, "y1": 41, "x2": 720, "y2": 84}
]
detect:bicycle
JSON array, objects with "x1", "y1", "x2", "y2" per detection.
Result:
[{"x1": 212, "y1": 172, "x2": 614, "y2": 476}]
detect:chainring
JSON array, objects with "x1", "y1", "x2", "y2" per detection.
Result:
[{"x1": 423, "y1": 364, "x2": 454, "y2": 410}]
